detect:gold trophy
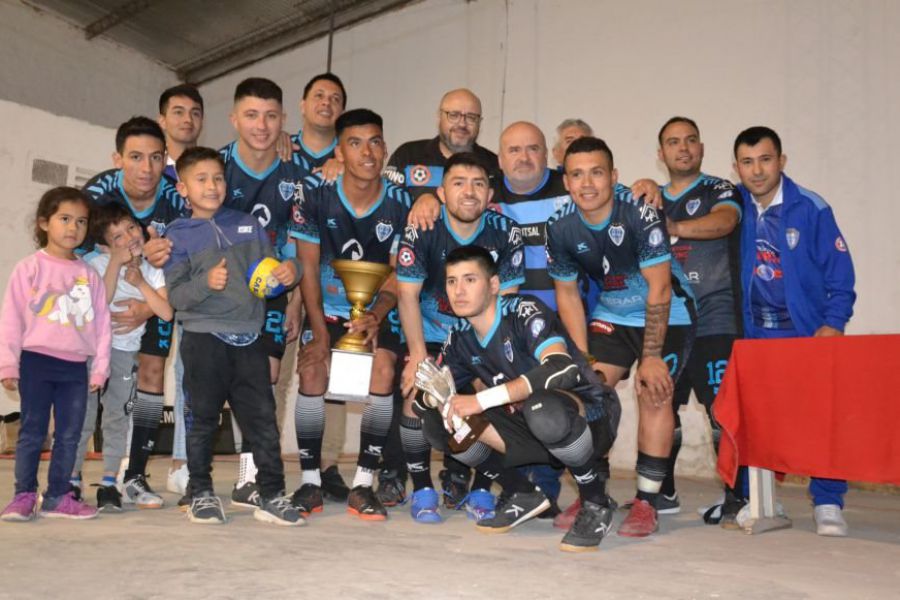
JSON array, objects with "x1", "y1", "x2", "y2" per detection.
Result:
[{"x1": 326, "y1": 259, "x2": 393, "y2": 401}]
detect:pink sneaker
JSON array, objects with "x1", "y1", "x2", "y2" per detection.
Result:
[
  {"x1": 40, "y1": 491, "x2": 98, "y2": 520},
  {"x1": 1, "y1": 492, "x2": 38, "y2": 522},
  {"x1": 617, "y1": 498, "x2": 658, "y2": 537}
]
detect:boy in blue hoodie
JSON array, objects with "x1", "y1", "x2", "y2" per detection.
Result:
[
  {"x1": 734, "y1": 126, "x2": 856, "y2": 537},
  {"x1": 165, "y1": 147, "x2": 303, "y2": 527}
]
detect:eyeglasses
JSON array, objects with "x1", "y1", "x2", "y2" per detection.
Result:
[{"x1": 441, "y1": 110, "x2": 483, "y2": 125}]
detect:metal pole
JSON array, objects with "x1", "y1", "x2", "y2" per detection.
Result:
[{"x1": 326, "y1": 2, "x2": 336, "y2": 72}]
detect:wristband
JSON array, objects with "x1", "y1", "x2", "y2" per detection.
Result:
[{"x1": 476, "y1": 384, "x2": 511, "y2": 411}]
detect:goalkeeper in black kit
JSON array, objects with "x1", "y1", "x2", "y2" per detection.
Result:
[{"x1": 414, "y1": 245, "x2": 620, "y2": 552}]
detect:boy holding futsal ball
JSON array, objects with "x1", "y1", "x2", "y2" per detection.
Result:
[{"x1": 164, "y1": 146, "x2": 303, "y2": 526}]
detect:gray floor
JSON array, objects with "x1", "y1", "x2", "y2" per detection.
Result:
[{"x1": 1, "y1": 457, "x2": 898, "y2": 600}]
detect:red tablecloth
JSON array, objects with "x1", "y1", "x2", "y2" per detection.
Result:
[{"x1": 715, "y1": 334, "x2": 900, "y2": 486}]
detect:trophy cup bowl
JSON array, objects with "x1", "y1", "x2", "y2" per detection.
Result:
[{"x1": 331, "y1": 259, "x2": 393, "y2": 353}]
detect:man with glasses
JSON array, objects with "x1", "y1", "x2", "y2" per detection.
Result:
[{"x1": 381, "y1": 88, "x2": 499, "y2": 511}]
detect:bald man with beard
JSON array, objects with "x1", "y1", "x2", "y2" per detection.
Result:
[{"x1": 379, "y1": 88, "x2": 501, "y2": 512}]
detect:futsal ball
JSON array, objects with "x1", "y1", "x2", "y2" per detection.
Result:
[{"x1": 246, "y1": 257, "x2": 285, "y2": 299}]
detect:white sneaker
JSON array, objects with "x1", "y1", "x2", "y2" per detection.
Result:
[
  {"x1": 123, "y1": 475, "x2": 164, "y2": 509},
  {"x1": 814, "y1": 504, "x2": 848, "y2": 537},
  {"x1": 167, "y1": 464, "x2": 189, "y2": 495},
  {"x1": 735, "y1": 500, "x2": 786, "y2": 529}
]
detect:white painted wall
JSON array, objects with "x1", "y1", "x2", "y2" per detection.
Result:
[
  {"x1": 200, "y1": 0, "x2": 900, "y2": 478},
  {"x1": 0, "y1": 0, "x2": 177, "y2": 128}
]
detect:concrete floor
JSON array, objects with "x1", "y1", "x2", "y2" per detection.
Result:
[{"x1": 0, "y1": 457, "x2": 898, "y2": 600}]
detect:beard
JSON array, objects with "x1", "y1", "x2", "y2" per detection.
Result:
[{"x1": 440, "y1": 128, "x2": 475, "y2": 154}]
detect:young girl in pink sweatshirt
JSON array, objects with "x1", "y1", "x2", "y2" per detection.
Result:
[{"x1": 0, "y1": 187, "x2": 111, "y2": 521}]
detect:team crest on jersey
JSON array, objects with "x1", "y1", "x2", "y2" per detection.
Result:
[
  {"x1": 786, "y1": 228, "x2": 800, "y2": 250},
  {"x1": 530, "y1": 318, "x2": 545, "y2": 338},
  {"x1": 648, "y1": 227, "x2": 664, "y2": 247},
  {"x1": 835, "y1": 236, "x2": 847, "y2": 252},
  {"x1": 511, "y1": 250, "x2": 523, "y2": 267},
  {"x1": 609, "y1": 224, "x2": 625, "y2": 246},
  {"x1": 686, "y1": 199, "x2": 701, "y2": 216},
  {"x1": 398, "y1": 247, "x2": 415, "y2": 267},
  {"x1": 278, "y1": 180, "x2": 297, "y2": 202},
  {"x1": 603, "y1": 256, "x2": 610, "y2": 274},
  {"x1": 342, "y1": 238, "x2": 364, "y2": 260},
  {"x1": 503, "y1": 338, "x2": 514, "y2": 363},
  {"x1": 375, "y1": 221, "x2": 394, "y2": 243},
  {"x1": 410, "y1": 165, "x2": 432, "y2": 186}
]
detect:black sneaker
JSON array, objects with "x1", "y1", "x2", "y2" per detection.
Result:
[
  {"x1": 439, "y1": 469, "x2": 469, "y2": 509},
  {"x1": 189, "y1": 491, "x2": 226, "y2": 524},
  {"x1": 96, "y1": 485, "x2": 123, "y2": 513},
  {"x1": 255, "y1": 494, "x2": 306, "y2": 527},
  {"x1": 231, "y1": 482, "x2": 261, "y2": 509},
  {"x1": 347, "y1": 485, "x2": 387, "y2": 521},
  {"x1": 720, "y1": 493, "x2": 747, "y2": 530},
  {"x1": 559, "y1": 501, "x2": 614, "y2": 552},
  {"x1": 321, "y1": 465, "x2": 350, "y2": 502},
  {"x1": 475, "y1": 489, "x2": 550, "y2": 534},
  {"x1": 376, "y1": 469, "x2": 407, "y2": 507},
  {"x1": 291, "y1": 484, "x2": 324, "y2": 516}
]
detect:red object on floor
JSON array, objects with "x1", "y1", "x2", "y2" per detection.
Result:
[{"x1": 715, "y1": 334, "x2": 900, "y2": 487}]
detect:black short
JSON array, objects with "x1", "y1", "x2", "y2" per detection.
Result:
[
  {"x1": 139, "y1": 315, "x2": 174, "y2": 357},
  {"x1": 673, "y1": 334, "x2": 735, "y2": 411},
  {"x1": 588, "y1": 320, "x2": 693, "y2": 382},
  {"x1": 301, "y1": 313, "x2": 403, "y2": 357},
  {"x1": 259, "y1": 294, "x2": 289, "y2": 360}
]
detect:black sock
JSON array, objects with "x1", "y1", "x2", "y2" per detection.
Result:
[
  {"x1": 400, "y1": 415, "x2": 432, "y2": 491},
  {"x1": 635, "y1": 451, "x2": 668, "y2": 505},
  {"x1": 357, "y1": 393, "x2": 393, "y2": 471},
  {"x1": 295, "y1": 394, "x2": 324, "y2": 472},
  {"x1": 660, "y1": 427, "x2": 682, "y2": 497},
  {"x1": 475, "y1": 451, "x2": 534, "y2": 495},
  {"x1": 471, "y1": 470, "x2": 493, "y2": 492},
  {"x1": 124, "y1": 390, "x2": 163, "y2": 480},
  {"x1": 568, "y1": 463, "x2": 608, "y2": 506}
]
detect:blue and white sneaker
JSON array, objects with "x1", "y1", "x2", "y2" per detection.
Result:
[
  {"x1": 461, "y1": 488, "x2": 495, "y2": 522},
  {"x1": 410, "y1": 487, "x2": 442, "y2": 524}
]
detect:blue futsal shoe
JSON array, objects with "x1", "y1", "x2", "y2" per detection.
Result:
[
  {"x1": 410, "y1": 487, "x2": 442, "y2": 524},
  {"x1": 461, "y1": 488, "x2": 496, "y2": 522}
]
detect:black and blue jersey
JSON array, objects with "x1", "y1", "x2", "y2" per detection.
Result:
[
  {"x1": 396, "y1": 207, "x2": 525, "y2": 343},
  {"x1": 290, "y1": 175, "x2": 411, "y2": 319},
  {"x1": 83, "y1": 169, "x2": 187, "y2": 248},
  {"x1": 546, "y1": 192, "x2": 694, "y2": 327},
  {"x1": 385, "y1": 137, "x2": 500, "y2": 201},
  {"x1": 439, "y1": 294, "x2": 609, "y2": 415},
  {"x1": 219, "y1": 142, "x2": 307, "y2": 260},
  {"x1": 664, "y1": 173, "x2": 742, "y2": 337},
  {"x1": 290, "y1": 130, "x2": 337, "y2": 177}
]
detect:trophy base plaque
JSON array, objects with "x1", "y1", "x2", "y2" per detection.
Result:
[{"x1": 326, "y1": 349, "x2": 374, "y2": 403}]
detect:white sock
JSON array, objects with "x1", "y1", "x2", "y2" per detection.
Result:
[
  {"x1": 352, "y1": 466, "x2": 375, "y2": 489},
  {"x1": 238, "y1": 452, "x2": 257, "y2": 486},
  {"x1": 301, "y1": 468, "x2": 322, "y2": 487}
]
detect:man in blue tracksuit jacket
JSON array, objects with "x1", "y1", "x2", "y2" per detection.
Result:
[{"x1": 733, "y1": 126, "x2": 856, "y2": 537}]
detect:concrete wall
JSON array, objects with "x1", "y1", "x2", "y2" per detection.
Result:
[
  {"x1": 200, "y1": 0, "x2": 900, "y2": 478},
  {"x1": 0, "y1": 0, "x2": 177, "y2": 128}
]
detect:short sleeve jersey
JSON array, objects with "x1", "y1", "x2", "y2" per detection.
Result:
[
  {"x1": 83, "y1": 169, "x2": 187, "y2": 247},
  {"x1": 290, "y1": 175, "x2": 411, "y2": 318},
  {"x1": 289, "y1": 130, "x2": 337, "y2": 176},
  {"x1": 219, "y1": 142, "x2": 308, "y2": 260},
  {"x1": 546, "y1": 193, "x2": 695, "y2": 327},
  {"x1": 439, "y1": 294, "x2": 609, "y2": 412},
  {"x1": 385, "y1": 137, "x2": 500, "y2": 201},
  {"x1": 664, "y1": 173, "x2": 742, "y2": 336},
  {"x1": 396, "y1": 207, "x2": 525, "y2": 343}
]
